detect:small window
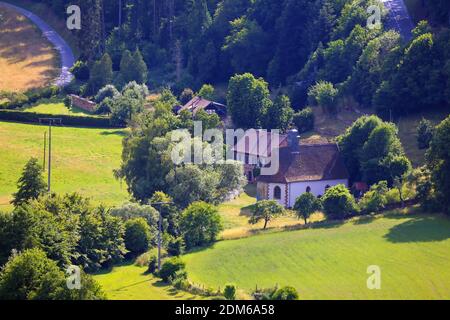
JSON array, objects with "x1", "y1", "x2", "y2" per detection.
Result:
[
  {"x1": 306, "y1": 186, "x2": 311, "y2": 193},
  {"x1": 274, "y1": 186, "x2": 281, "y2": 200}
]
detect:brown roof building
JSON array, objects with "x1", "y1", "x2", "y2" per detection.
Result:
[
  {"x1": 177, "y1": 96, "x2": 227, "y2": 118},
  {"x1": 256, "y1": 135, "x2": 350, "y2": 208}
]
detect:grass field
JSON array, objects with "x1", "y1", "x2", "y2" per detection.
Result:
[
  {"x1": 0, "y1": 4, "x2": 58, "y2": 92},
  {"x1": 93, "y1": 262, "x2": 202, "y2": 300},
  {"x1": 23, "y1": 101, "x2": 97, "y2": 117},
  {"x1": 218, "y1": 185, "x2": 323, "y2": 240},
  {"x1": 183, "y1": 212, "x2": 450, "y2": 299},
  {"x1": 0, "y1": 121, "x2": 129, "y2": 211}
]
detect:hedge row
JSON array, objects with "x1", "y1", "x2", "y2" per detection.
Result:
[{"x1": 0, "y1": 110, "x2": 122, "y2": 128}]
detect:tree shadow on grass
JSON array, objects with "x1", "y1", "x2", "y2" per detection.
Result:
[
  {"x1": 100, "y1": 130, "x2": 128, "y2": 137},
  {"x1": 384, "y1": 215, "x2": 450, "y2": 243},
  {"x1": 353, "y1": 215, "x2": 376, "y2": 225}
]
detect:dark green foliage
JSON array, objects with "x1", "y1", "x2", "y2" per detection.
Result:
[
  {"x1": 180, "y1": 202, "x2": 223, "y2": 249},
  {"x1": 223, "y1": 283, "x2": 236, "y2": 300},
  {"x1": 0, "y1": 110, "x2": 117, "y2": 128},
  {"x1": 70, "y1": 61, "x2": 90, "y2": 81},
  {"x1": 124, "y1": 218, "x2": 152, "y2": 255},
  {"x1": 11, "y1": 158, "x2": 47, "y2": 207},
  {"x1": 263, "y1": 95, "x2": 294, "y2": 132},
  {"x1": 321, "y1": 184, "x2": 358, "y2": 219},
  {"x1": 417, "y1": 118, "x2": 435, "y2": 149},
  {"x1": 147, "y1": 255, "x2": 158, "y2": 274},
  {"x1": 338, "y1": 115, "x2": 410, "y2": 185},
  {"x1": 293, "y1": 192, "x2": 321, "y2": 224},
  {"x1": 0, "y1": 248, "x2": 105, "y2": 300},
  {"x1": 159, "y1": 257, "x2": 186, "y2": 282},
  {"x1": 308, "y1": 81, "x2": 338, "y2": 115},
  {"x1": 95, "y1": 85, "x2": 119, "y2": 103},
  {"x1": 180, "y1": 88, "x2": 194, "y2": 105},
  {"x1": 358, "y1": 181, "x2": 388, "y2": 214},
  {"x1": 89, "y1": 53, "x2": 114, "y2": 94},
  {"x1": 167, "y1": 237, "x2": 185, "y2": 257},
  {"x1": 249, "y1": 200, "x2": 284, "y2": 229},
  {"x1": 426, "y1": 115, "x2": 450, "y2": 214},
  {"x1": 119, "y1": 49, "x2": 148, "y2": 85},
  {"x1": 293, "y1": 107, "x2": 314, "y2": 134},
  {"x1": 227, "y1": 73, "x2": 271, "y2": 128},
  {"x1": 271, "y1": 286, "x2": 299, "y2": 300}
]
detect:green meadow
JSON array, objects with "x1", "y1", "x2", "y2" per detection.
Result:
[
  {"x1": 183, "y1": 213, "x2": 450, "y2": 300},
  {"x1": 0, "y1": 121, "x2": 129, "y2": 210},
  {"x1": 93, "y1": 262, "x2": 202, "y2": 300}
]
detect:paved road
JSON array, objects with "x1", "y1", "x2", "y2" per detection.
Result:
[
  {"x1": 381, "y1": 0, "x2": 415, "y2": 41},
  {"x1": 0, "y1": 1, "x2": 75, "y2": 86}
]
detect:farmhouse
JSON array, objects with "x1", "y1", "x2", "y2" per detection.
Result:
[
  {"x1": 175, "y1": 96, "x2": 227, "y2": 118},
  {"x1": 256, "y1": 132, "x2": 349, "y2": 208}
]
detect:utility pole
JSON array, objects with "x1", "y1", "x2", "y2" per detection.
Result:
[
  {"x1": 149, "y1": 201, "x2": 173, "y2": 272},
  {"x1": 43, "y1": 131, "x2": 47, "y2": 171},
  {"x1": 39, "y1": 118, "x2": 61, "y2": 193},
  {"x1": 48, "y1": 121, "x2": 52, "y2": 192}
]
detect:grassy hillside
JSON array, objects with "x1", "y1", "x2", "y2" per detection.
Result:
[
  {"x1": 184, "y1": 212, "x2": 450, "y2": 299},
  {"x1": 93, "y1": 262, "x2": 202, "y2": 300},
  {"x1": 0, "y1": 4, "x2": 58, "y2": 92},
  {"x1": 0, "y1": 121, "x2": 129, "y2": 211}
]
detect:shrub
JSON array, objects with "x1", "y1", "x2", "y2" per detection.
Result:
[
  {"x1": 0, "y1": 91, "x2": 28, "y2": 109},
  {"x1": 159, "y1": 257, "x2": 186, "y2": 282},
  {"x1": 223, "y1": 284, "x2": 236, "y2": 300},
  {"x1": 271, "y1": 286, "x2": 299, "y2": 300},
  {"x1": 321, "y1": 184, "x2": 358, "y2": 219},
  {"x1": 124, "y1": 218, "x2": 152, "y2": 255},
  {"x1": 417, "y1": 118, "x2": 434, "y2": 150},
  {"x1": 70, "y1": 60, "x2": 90, "y2": 80},
  {"x1": 95, "y1": 85, "x2": 120, "y2": 103},
  {"x1": 167, "y1": 236, "x2": 185, "y2": 256},
  {"x1": 180, "y1": 88, "x2": 194, "y2": 104},
  {"x1": 180, "y1": 202, "x2": 223, "y2": 249},
  {"x1": 96, "y1": 97, "x2": 114, "y2": 114},
  {"x1": 147, "y1": 255, "x2": 158, "y2": 274},
  {"x1": 0, "y1": 110, "x2": 117, "y2": 128},
  {"x1": 293, "y1": 107, "x2": 314, "y2": 133},
  {"x1": 358, "y1": 181, "x2": 388, "y2": 214}
]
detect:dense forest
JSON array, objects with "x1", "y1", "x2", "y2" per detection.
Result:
[{"x1": 34, "y1": 0, "x2": 450, "y2": 116}]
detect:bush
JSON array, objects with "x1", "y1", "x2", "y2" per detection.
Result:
[
  {"x1": 159, "y1": 257, "x2": 186, "y2": 282},
  {"x1": 147, "y1": 255, "x2": 157, "y2": 274},
  {"x1": 95, "y1": 85, "x2": 119, "y2": 103},
  {"x1": 417, "y1": 118, "x2": 434, "y2": 150},
  {"x1": 223, "y1": 284, "x2": 236, "y2": 300},
  {"x1": 180, "y1": 88, "x2": 194, "y2": 104},
  {"x1": 358, "y1": 181, "x2": 388, "y2": 214},
  {"x1": 293, "y1": 107, "x2": 314, "y2": 133},
  {"x1": 70, "y1": 60, "x2": 90, "y2": 80},
  {"x1": 124, "y1": 218, "x2": 152, "y2": 255},
  {"x1": 0, "y1": 91, "x2": 29, "y2": 109},
  {"x1": 0, "y1": 110, "x2": 117, "y2": 128},
  {"x1": 271, "y1": 286, "x2": 299, "y2": 300},
  {"x1": 180, "y1": 202, "x2": 223, "y2": 249},
  {"x1": 321, "y1": 184, "x2": 358, "y2": 219},
  {"x1": 96, "y1": 97, "x2": 114, "y2": 114},
  {"x1": 167, "y1": 236, "x2": 185, "y2": 256}
]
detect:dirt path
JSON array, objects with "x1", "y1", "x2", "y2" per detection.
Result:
[{"x1": 0, "y1": 1, "x2": 75, "y2": 87}]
